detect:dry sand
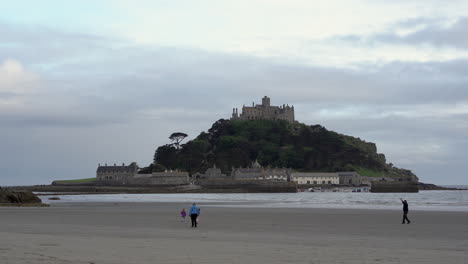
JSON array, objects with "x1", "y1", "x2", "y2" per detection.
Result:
[{"x1": 1, "y1": 202, "x2": 467, "y2": 264}]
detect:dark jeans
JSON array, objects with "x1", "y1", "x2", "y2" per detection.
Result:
[
  {"x1": 190, "y1": 214, "x2": 198, "y2": 227},
  {"x1": 402, "y1": 211, "x2": 410, "y2": 223}
]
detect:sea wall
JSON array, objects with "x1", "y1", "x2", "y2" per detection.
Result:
[
  {"x1": 197, "y1": 179, "x2": 297, "y2": 193},
  {"x1": 128, "y1": 174, "x2": 189, "y2": 186},
  {"x1": 370, "y1": 182, "x2": 419, "y2": 193},
  {"x1": 14, "y1": 184, "x2": 295, "y2": 194},
  {"x1": 52, "y1": 181, "x2": 96, "y2": 186}
]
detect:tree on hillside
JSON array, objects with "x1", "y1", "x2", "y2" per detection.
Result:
[
  {"x1": 154, "y1": 144, "x2": 178, "y2": 169},
  {"x1": 152, "y1": 163, "x2": 167, "y2": 172},
  {"x1": 169, "y1": 132, "x2": 188, "y2": 150}
]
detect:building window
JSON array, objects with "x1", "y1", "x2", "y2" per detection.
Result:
[
  {"x1": 322, "y1": 181, "x2": 325, "y2": 184},
  {"x1": 307, "y1": 181, "x2": 310, "y2": 184},
  {"x1": 328, "y1": 181, "x2": 331, "y2": 184},
  {"x1": 313, "y1": 181, "x2": 317, "y2": 184}
]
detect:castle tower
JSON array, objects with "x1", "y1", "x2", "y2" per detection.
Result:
[
  {"x1": 262, "y1": 96, "x2": 270, "y2": 107},
  {"x1": 231, "y1": 108, "x2": 239, "y2": 119},
  {"x1": 230, "y1": 96, "x2": 295, "y2": 123}
]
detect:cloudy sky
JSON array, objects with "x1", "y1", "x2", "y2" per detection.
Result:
[{"x1": 1, "y1": 0, "x2": 468, "y2": 185}]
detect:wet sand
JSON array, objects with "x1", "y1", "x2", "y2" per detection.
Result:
[{"x1": 1, "y1": 202, "x2": 467, "y2": 264}]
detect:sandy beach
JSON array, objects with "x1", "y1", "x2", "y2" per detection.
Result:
[{"x1": 1, "y1": 202, "x2": 467, "y2": 264}]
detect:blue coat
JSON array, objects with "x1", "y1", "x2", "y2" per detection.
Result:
[{"x1": 189, "y1": 205, "x2": 200, "y2": 215}]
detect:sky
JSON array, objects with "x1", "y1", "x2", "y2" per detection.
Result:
[{"x1": 1, "y1": 0, "x2": 468, "y2": 185}]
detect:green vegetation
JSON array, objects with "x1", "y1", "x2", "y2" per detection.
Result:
[
  {"x1": 353, "y1": 166, "x2": 383, "y2": 177},
  {"x1": 54, "y1": 178, "x2": 96, "y2": 183},
  {"x1": 169, "y1": 132, "x2": 188, "y2": 150},
  {"x1": 143, "y1": 119, "x2": 416, "y2": 179}
]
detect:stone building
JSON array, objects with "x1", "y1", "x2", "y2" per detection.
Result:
[
  {"x1": 291, "y1": 172, "x2": 340, "y2": 185},
  {"x1": 231, "y1": 160, "x2": 291, "y2": 182},
  {"x1": 193, "y1": 164, "x2": 227, "y2": 180},
  {"x1": 231, "y1": 96, "x2": 295, "y2": 123},
  {"x1": 96, "y1": 162, "x2": 189, "y2": 186},
  {"x1": 96, "y1": 162, "x2": 139, "y2": 185},
  {"x1": 337, "y1": 172, "x2": 362, "y2": 186}
]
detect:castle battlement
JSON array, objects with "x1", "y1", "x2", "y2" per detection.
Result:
[{"x1": 231, "y1": 96, "x2": 295, "y2": 123}]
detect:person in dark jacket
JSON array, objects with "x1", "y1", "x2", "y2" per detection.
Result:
[
  {"x1": 189, "y1": 203, "x2": 201, "y2": 228},
  {"x1": 400, "y1": 198, "x2": 411, "y2": 224}
]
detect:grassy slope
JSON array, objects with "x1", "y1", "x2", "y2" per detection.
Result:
[
  {"x1": 353, "y1": 167, "x2": 384, "y2": 177},
  {"x1": 54, "y1": 178, "x2": 96, "y2": 183}
]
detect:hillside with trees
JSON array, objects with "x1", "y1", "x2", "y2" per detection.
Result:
[{"x1": 144, "y1": 119, "x2": 417, "y2": 179}]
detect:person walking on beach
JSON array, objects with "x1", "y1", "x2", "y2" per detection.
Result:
[
  {"x1": 189, "y1": 203, "x2": 201, "y2": 228},
  {"x1": 180, "y1": 208, "x2": 187, "y2": 223},
  {"x1": 400, "y1": 198, "x2": 411, "y2": 224}
]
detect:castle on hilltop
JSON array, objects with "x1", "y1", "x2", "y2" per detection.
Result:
[{"x1": 231, "y1": 96, "x2": 295, "y2": 123}]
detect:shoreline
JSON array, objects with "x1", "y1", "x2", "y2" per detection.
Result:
[
  {"x1": 32, "y1": 187, "x2": 468, "y2": 196},
  {"x1": 5, "y1": 182, "x2": 465, "y2": 195},
  {"x1": 36, "y1": 190, "x2": 468, "y2": 212},
  {"x1": 41, "y1": 200, "x2": 467, "y2": 212}
]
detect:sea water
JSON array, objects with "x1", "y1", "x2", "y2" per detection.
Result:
[{"x1": 39, "y1": 189, "x2": 468, "y2": 211}]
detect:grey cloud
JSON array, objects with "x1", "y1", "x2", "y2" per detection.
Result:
[
  {"x1": 0, "y1": 23, "x2": 123, "y2": 66},
  {"x1": 335, "y1": 17, "x2": 468, "y2": 49},
  {"x1": 392, "y1": 17, "x2": 444, "y2": 28},
  {"x1": 0, "y1": 91, "x2": 16, "y2": 98},
  {"x1": 3, "y1": 33, "x2": 468, "y2": 131}
]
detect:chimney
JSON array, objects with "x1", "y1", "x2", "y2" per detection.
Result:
[
  {"x1": 122, "y1": 163, "x2": 125, "y2": 166},
  {"x1": 98, "y1": 163, "x2": 101, "y2": 167},
  {"x1": 105, "y1": 163, "x2": 107, "y2": 166},
  {"x1": 114, "y1": 163, "x2": 116, "y2": 166}
]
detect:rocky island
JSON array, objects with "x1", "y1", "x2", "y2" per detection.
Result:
[{"x1": 37, "y1": 96, "x2": 420, "y2": 193}]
